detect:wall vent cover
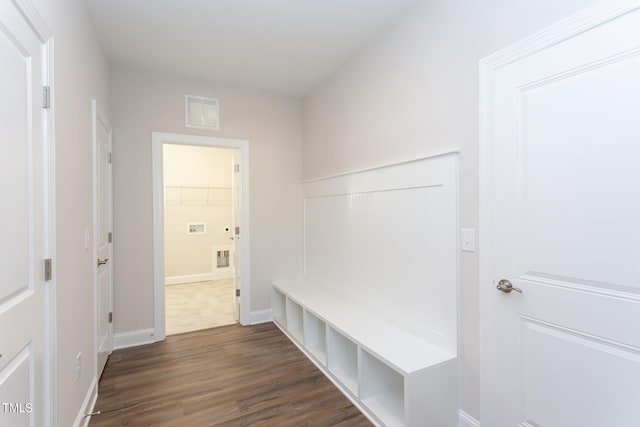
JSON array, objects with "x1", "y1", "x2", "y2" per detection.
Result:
[{"x1": 185, "y1": 94, "x2": 219, "y2": 130}]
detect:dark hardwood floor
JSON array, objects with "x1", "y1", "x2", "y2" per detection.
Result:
[{"x1": 89, "y1": 323, "x2": 372, "y2": 426}]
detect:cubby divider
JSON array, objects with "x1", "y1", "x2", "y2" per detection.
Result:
[
  {"x1": 272, "y1": 281, "x2": 457, "y2": 426},
  {"x1": 360, "y1": 350, "x2": 405, "y2": 427},
  {"x1": 327, "y1": 327, "x2": 359, "y2": 395},
  {"x1": 303, "y1": 310, "x2": 327, "y2": 365},
  {"x1": 285, "y1": 298, "x2": 304, "y2": 342},
  {"x1": 272, "y1": 288, "x2": 286, "y2": 326}
]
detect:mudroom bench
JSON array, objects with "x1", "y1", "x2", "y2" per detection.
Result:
[
  {"x1": 273, "y1": 153, "x2": 460, "y2": 427},
  {"x1": 272, "y1": 280, "x2": 457, "y2": 427}
]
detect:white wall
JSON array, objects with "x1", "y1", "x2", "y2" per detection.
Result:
[
  {"x1": 301, "y1": 0, "x2": 599, "y2": 421},
  {"x1": 163, "y1": 144, "x2": 234, "y2": 279},
  {"x1": 30, "y1": 0, "x2": 110, "y2": 425},
  {"x1": 110, "y1": 65, "x2": 302, "y2": 333}
]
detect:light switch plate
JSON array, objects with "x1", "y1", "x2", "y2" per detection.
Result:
[{"x1": 461, "y1": 228, "x2": 475, "y2": 252}]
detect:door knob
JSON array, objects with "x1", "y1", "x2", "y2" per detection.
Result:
[
  {"x1": 97, "y1": 258, "x2": 109, "y2": 267},
  {"x1": 497, "y1": 279, "x2": 523, "y2": 294}
]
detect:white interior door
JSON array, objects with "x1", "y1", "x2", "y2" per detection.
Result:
[
  {"x1": 483, "y1": 5, "x2": 640, "y2": 426},
  {"x1": 0, "y1": 2, "x2": 51, "y2": 426},
  {"x1": 94, "y1": 102, "x2": 113, "y2": 378},
  {"x1": 231, "y1": 151, "x2": 241, "y2": 322}
]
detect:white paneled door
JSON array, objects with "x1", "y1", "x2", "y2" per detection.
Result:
[
  {"x1": 0, "y1": 1, "x2": 52, "y2": 426},
  {"x1": 93, "y1": 101, "x2": 113, "y2": 378},
  {"x1": 482, "y1": 3, "x2": 640, "y2": 426}
]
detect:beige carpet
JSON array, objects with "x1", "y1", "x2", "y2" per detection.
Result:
[{"x1": 165, "y1": 279, "x2": 236, "y2": 335}]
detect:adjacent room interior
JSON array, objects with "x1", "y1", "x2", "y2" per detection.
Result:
[{"x1": 162, "y1": 143, "x2": 237, "y2": 335}]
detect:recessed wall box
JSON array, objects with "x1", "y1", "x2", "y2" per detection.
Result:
[{"x1": 187, "y1": 223, "x2": 206, "y2": 234}]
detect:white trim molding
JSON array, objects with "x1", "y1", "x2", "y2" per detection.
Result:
[
  {"x1": 113, "y1": 329, "x2": 156, "y2": 350},
  {"x1": 152, "y1": 132, "x2": 251, "y2": 342},
  {"x1": 164, "y1": 272, "x2": 232, "y2": 286},
  {"x1": 249, "y1": 309, "x2": 273, "y2": 325},
  {"x1": 301, "y1": 149, "x2": 460, "y2": 184},
  {"x1": 165, "y1": 273, "x2": 214, "y2": 285},
  {"x1": 73, "y1": 378, "x2": 97, "y2": 427},
  {"x1": 44, "y1": 35, "x2": 57, "y2": 427},
  {"x1": 479, "y1": 1, "x2": 640, "y2": 425},
  {"x1": 13, "y1": 0, "x2": 52, "y2": 41},
  {"x1": 459, "y1": 410, "x2": 481, "y2": 427},
  {"x1": 479, "y1": 0, "x2": 640, "y2": 71}
]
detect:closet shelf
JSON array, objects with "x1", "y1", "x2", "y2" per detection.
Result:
[{"x1": 164, "y1": 185, "x2": 232, "y2": 206}]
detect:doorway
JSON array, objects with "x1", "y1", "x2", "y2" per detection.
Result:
[
  {"x1": 92, "y1": 100, "x2": 113, "y2": 377},
  {"x1": 152, "y1": 132, "x2": 250, "y2": 341},
  {"x1": 163, "y1": 144, "x2": 236, "y2": 335}
]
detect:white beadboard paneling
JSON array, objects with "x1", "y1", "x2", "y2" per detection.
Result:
[{"x1": 302, "y1": 153, "x2": 458, "y2": 353}]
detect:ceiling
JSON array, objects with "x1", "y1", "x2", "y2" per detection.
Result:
[{"x1": 84, "y1": 0, "x2": 420, "y2": 96}]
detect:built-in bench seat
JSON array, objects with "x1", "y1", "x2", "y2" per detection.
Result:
[
  {"x1": 277, "y1": 153, "x2": 459, "y2": 426},
  {"x1": 272, "y1": 280, "x2": 457, "y2": 427}
]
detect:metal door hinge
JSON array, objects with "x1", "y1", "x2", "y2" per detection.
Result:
[
  {"x1": 234, "y1": 164, "x2": 240, "y2": 173},
  {"x1": 108, "y1": 312, "x2": 113, "y2": 323},
  {"x1": 108, "y1": 152, "x2": 112, "y2": 164},
  {"x1": 44, "y1": 258, "x2": 52, "y2": 281},
  {"x1": 43, "y1": 86, "x2": 50, "y2": 109},
  {"x1": 235, "y1": 289, "x2": 240, "y2": 297},
  {"x1": 108, "y1": 232, "x2": 113, "y2": 243},
  {"x1": 235, "y1": 226, "x2": 240, "y2": 236}
]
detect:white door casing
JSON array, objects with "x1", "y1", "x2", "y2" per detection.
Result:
[
  {"x1": 231, "y1": 150, "x2": 241, "y2": 321},
  {"x1": 0, "y1": 0, "x2": 53, "y2": 425},
  {"x1": 480, "y1": 1, "x2": 640, "y2": 426},
  {"x1": 93, "y1": 100, "x2": 113, "y2": 379},
  {"x1": 152, "y1": 132, "x2": 251, "y2": 340}
]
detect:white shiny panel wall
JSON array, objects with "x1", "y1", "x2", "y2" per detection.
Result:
[{"x1": 303, "y1": 154, "x2": 458, "y2": 353}]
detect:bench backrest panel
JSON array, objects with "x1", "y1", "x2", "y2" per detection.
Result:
[{"x1": 302, "y1": 153, "x2": 459, "y2": 354}]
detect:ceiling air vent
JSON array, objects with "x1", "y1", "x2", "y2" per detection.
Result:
[{"x1": 185, "y1": 94, "x2": 219, "y2": 130}]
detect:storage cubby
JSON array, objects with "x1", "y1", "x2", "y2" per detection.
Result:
[
  {"x1": 272, "y1": 281, "x2": 457, "y2": 426},
  {"x1": 272, "y1": 288, "x2": 286, "y2": 326},
  {"x1": 304, "y1": 310, "x2": 327, "y2": 365},
  {"x1": 360, "y1": 350, "x2": 405, "y2": 427},
  {"x1": 286, "y1": 298, "x2": 304, "y2": 342},
  {"x1": 328, "y1": 327, "x2": 358, "y2": 395}
]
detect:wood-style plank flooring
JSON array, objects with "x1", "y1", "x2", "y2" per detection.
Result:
[{"x1": 89, "y1": 323, "x2": 372, "y2": 426}]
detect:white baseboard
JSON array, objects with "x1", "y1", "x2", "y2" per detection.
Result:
[
  {"x1": 73, "y1": 377, "x2": 97, "y2": 427},
  {"x1": 165, "y1": 273, "x2": 214, "y2": 285},
  {"x1": 113, "y1": 328, "x2": 156, "y2": 349},
  {"x1": 249, "y1": 309, "x2": 272, "y2": 325},
  {"x1": 165, "y1": 271, "x2": 232, "y2": 285},
  {"x1": 459, "y1": 410, "x2": 480, "y2": 427}
]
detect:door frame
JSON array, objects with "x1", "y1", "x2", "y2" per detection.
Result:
[
  {"x1": 478, "y1": 0, "x2": 640, "y2": 424},
  {"x1": 92, "y1": 99, "x2": 113, "y2": 378},
  {"x1": 151, "y1": 132, "x2": 251, "y2": 340}
]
